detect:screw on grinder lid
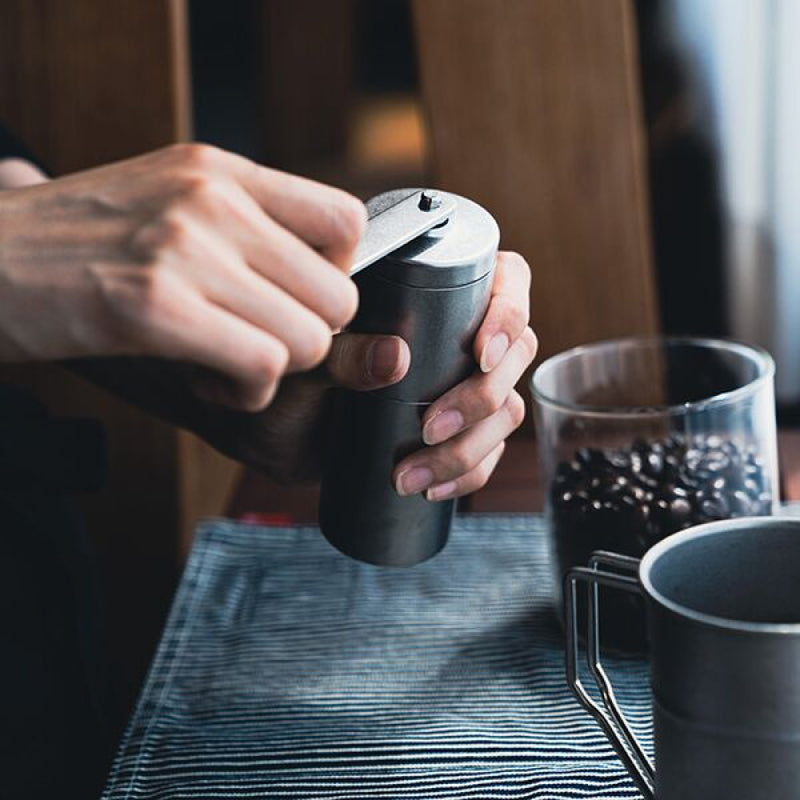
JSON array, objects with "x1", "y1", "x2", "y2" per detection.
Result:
[{"x1": 354, "y1": 188, "x2": 499, "y2": 288}]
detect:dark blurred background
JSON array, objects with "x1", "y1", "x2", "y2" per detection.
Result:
[
  {"x1": 191, "y1": 0, "x2": 425, "y2": 198},
  {"x1": 189, "y1": 0, "x2": 736, "y2": 345}
]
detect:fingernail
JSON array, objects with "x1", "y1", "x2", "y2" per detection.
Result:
[
  {"x1": 396, "y1": 466, "x2": 434, "y2": 496},
  {"x1": 423, "y1": 409, "x2": 464, "y2": 445},
  {"x1": 426, "y1": 481, "x2": 458, "y2": 502},
  {"x1": 367, "y1": 337, "x2": 401, "y2": 380},
  {"x1": 480, "y1": 332, "x2": 509, "y2": 373}
]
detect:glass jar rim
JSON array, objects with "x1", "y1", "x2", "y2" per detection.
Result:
[{"x1": 530, "y1": 336, "x2": 775, "y2": 418}]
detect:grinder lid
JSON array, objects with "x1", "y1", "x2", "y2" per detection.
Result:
[{"x1": 365, "y1": 188, "x2": 499, "y2": 288}]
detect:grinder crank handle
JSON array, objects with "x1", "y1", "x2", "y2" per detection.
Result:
[{"x1": 349, "y1": 190, "x2": 456, "y2": 276}]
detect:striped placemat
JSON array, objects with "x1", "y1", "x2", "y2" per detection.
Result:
[{"x1": 103, "y1": 514, "x2": 652, "y2": 799}]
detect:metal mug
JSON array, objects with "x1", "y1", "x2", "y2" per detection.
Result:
[{"x1": 566, "y1": 516, "x2": 800, "y2": 799}]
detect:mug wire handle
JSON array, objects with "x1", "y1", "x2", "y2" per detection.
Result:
[{"x1": 565, "y1": 552, "x2": 655, "y2": 799}]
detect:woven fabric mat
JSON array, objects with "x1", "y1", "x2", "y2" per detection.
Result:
[{"x1": 103, "y1": 514, "x2": 654, "y2": 799}]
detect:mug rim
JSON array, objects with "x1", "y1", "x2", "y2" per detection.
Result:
[{"x1": 639, "y1": 516, "x2": 800, "y2": 635}]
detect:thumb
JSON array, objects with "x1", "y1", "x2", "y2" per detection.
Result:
[{"x1": 325, "y1": 333, "x2": 410, "y2": 390}]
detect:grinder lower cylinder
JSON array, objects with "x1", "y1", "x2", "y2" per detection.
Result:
[{"x1": 319, "y1": 189, "x2": 499, "y2": 566}]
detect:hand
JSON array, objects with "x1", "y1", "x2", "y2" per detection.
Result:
[
  {"x1": 188, "y1": 251, "x2": 535, "y2": 495},
  {"x1": 392, "y1": 251, "x2": 536, "y2": 500},
  {"x1": 178, "y1": 331, "x2": 410, "y2": 483},
  {"x1": 0, "y1": 144, "x2": 365, "y2": 410},
  {"x1": 70, "y1": 248, "x2": 532, "y2": 498}
]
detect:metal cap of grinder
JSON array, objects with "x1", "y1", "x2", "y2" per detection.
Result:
[{"x1": 319, "y1": 189, "x2": 500, "y2": 566}]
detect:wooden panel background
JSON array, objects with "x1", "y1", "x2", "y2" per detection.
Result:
[
  {"x1": 0, "y1": 0, "x2": 191, "y2": 171},
  {"x1": 411, "y1": 0, "x2": 660, "y2": 400},
  {"x1": 0, "y1": 0, "x2": 240, "y2": 729}
]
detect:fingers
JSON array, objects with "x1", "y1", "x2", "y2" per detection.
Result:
[
  {"x1": 139, "y1": 213, "x2": 339, "y2": 373},
  {"x1": 244, "y1": 212, "x2": 360, "y2": 331},
  {"x1": 129, "y1": 176, "x2": 362, "y2": 375},
  {"x1": 394, "y1": 391, "x2": 524, "y2": 498},
  {"x1": 421, "y1": 327, "x2": 537, "y2": 446},
  {"x1": 474, "y1": 251, "x2": 532, "y2": 372},
  {"x1": 108, "y1": 268, "x2": 290, "y2": 411},
  {"x1": 427, "y1": 443, "x2": 506, "y2": 502},
  {"x1": 154, "y1": 173, "x2": 360, "y2": 332},
  {"x1": 182, "y1": 144, "x2": 367, "y2": 272},
  {"x1": 324, "y1": 333, "x2": 410, "y2": 390},
  {"x1": 204, "y1": 260, "x2": 335, "y2": 373},
  {"x1": 240, "y1": 166, "x2": 367, "y2": 272}
]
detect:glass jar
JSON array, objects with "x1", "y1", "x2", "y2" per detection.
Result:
[{"x1": 532, "y1": 337, "x2": 778, "y2": 651}]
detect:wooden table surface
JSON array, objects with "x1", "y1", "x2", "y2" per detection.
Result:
[{"x1": 228, "y1": 430, "x2": 800, "y2": 522}]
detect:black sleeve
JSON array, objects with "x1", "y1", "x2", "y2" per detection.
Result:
[{"x1": 0, "y1": 121, "x2": 47, "y2": 172}]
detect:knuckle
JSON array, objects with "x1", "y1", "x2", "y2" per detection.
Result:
[
  {"x1": 507, "y1": 391, "x2": 527, "y2": 428},
  {"x1": 173, "y1": 172, "x2": 229, "y2": 211},
  {"x1": 178, "y1": 172, "x2": 214, "y2": 202},
  {"x1": 520, "y1": 326, "x2": 539, "y2": 361},
  {"x1": 447, "y1": 442, "x2": 475, "y2": 476},
  {"x1": 502, "y1": 250, "x2": 532, "y2": 283},
  {"x1": 507, "y1": 301, "x2": 529, "y2": 332},
  {"x1": 266, "y1": 340, "x2": 291, "y2": 377},
  {"x1": 132, "y1": 211, "x2": 195, "y2": 260},
  {"x1": 158, "y1": 212, "x2": 193, "y2": 250},
  {"x1": 241, "y1": 346, "x2": 289, "y2": 411},
  {"x1": 493, "y1": 295, "x2": 528, "y2": 333},
  {"x1": 476, "y1": 381, "x2": 505, "y2": 417},
  {"x1": 241, "y1": 378, "x2": 280, "y2": 412},
  {"x1": 328, "y1": 192, "x2": 367, "y2": 248},
  {"x1": 473, "y1": 462, "x2": 494, "y2": 490},
  {"x1": 474, "y1": 444, "x2": 505, "y2": 489},
  {"x1": 168, "y1": 142, "x2": 220, "y2": 170},
  {"x1": 294, "y1": 321, "x2": 333, "y2": 370},
  {"x1": 326, "y1": 275, "x2": 359, "y2": 328}
]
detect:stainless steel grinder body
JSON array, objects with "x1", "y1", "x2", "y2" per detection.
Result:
[{"x1": 319, "y1": 189, "x2": 500, "y2": 566}]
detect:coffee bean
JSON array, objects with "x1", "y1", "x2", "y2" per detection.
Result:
[
  {"x1": 703, "y1": 454, "x2": 729, "y2": 473},
  {"x1": 669, "y1": 496, "x2": 692, "y2": 526},
  {"x1": 576, "y1": 448, "x2": 593, "y2": 466},
  {"x1": 729, "y1": 490, "x2": 753, "y2": 516},
  {"x1": 631, "y1": 486, "x2": 647, "y2": 502},
  {"x1": 550, "y1": 433, "x2": 772, "y2": 566},
  {"x1": 685, "y1": 447, "x2": 703, "y2": 464},
  {"x1": 700, "y1": 493, "x2": 730, "y2": 519},
  {"x1": 607, "y1": 452, "x2": 631, "y2": 471},
  {"x1": 644, "y1": 451, "x2": 664, "y2": 477},
  {"x1": 743, "y1": 478, "x2": 761, "y2": 497}
]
